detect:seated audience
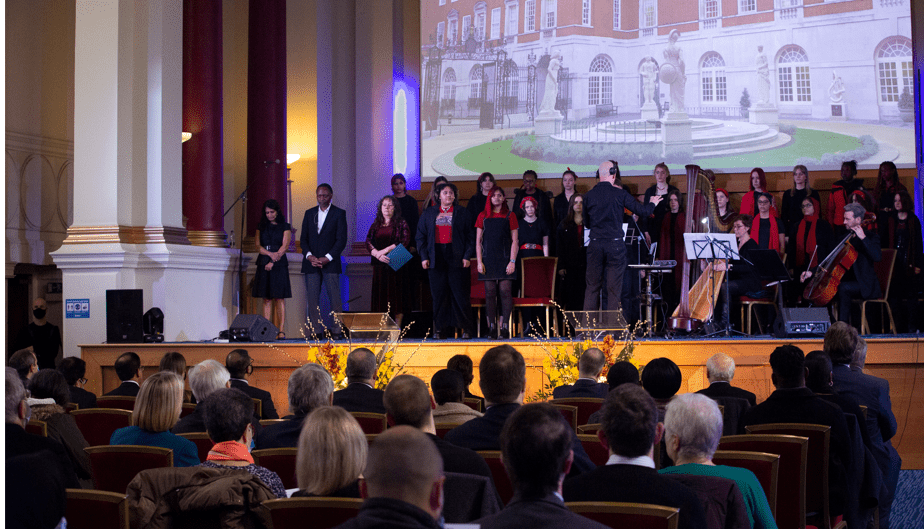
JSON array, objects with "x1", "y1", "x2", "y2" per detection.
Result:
[
  {"x1": 660, "y1": 393, "x2": 776, "y2": 529},
  {"x1": 226, "y1": 348, "x2": 278, "y2": 419},
  {"x1": 551, "y1": 347, "x2": 608, "y2": 399},
  {"x1": 7, "y1": 452, "x2": 67, "y2": 529},
  {"x1": 562, "y1": 384, "x2": 707, "y2": 529},
  {"x1": 476, "y1": 403, "x2": 609, "y2": 529},
  {"x1": 28, "y1": 369, "x2": 93, "y2": 488},
  {"x1": 696, "y1": 353, "x2": 757, "y2": 405},
  {"x1": 333, "y1": 426, "x2": 444, "y2": 529},
  {"x1": 294, "y1": 406, "x2": 367, "y2": 498},
  {"x1": 255, "y1": 363, "x2": 334, "y2": 449},
  {"x1": 58, "y1": 356, "x2": 97, "y2": 410},
  {"x1": 430, "y1": 369, "x2": 483, "y2": 425},
  {"x1": 110, "y1": 371, "x2": 200, "y2": 467},
  {"x1": 444, "y1": 345, "x2": 594, "y2": 478},
  {"x1": 198, "y1": 387, "x2": 286, "y2": 498},
  {"x1": 159, "y1": 351, "x2": 194, "y2": 403},
  {"x1": 805, "y1": 350, "x2": 871, "y2": 447},
  {"x1": 9, "y1": 349, "x2": 38, "y2": 387},
  {"x1": 641, "y1": 357, "x2": 683, "y2": 420},
  {"x1": 104, "y1": 352, "x2": 142, "y2": 397},
  {"x1": 332, "y1": 348, "x2": 386, "y2": 414},
  {"x1": 586, "y1": 361, "x2": 641, "y2": 423},
  {"x1": 173, "y1": 359, "x2": 232, "y2": 434},
  {"x1": 447, "y1": 354, "x2": 485, "y2": 410}
]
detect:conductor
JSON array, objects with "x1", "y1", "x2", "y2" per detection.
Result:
[{"x1": 584, "y1": 160, "x2": 663, "y2": 312}]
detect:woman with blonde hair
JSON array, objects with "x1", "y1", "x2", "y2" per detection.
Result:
[
  {"x1": 109, "y1": 371, "x2": 200, "y2": 467},
  {"x1": 293, "y1": 406, "x2": 367, "y2": 498}
]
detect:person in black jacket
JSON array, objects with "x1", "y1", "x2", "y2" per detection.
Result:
[
  {"x1": 332, "y1": 348, "x2": 386, "y2": 414},
  {"x1": 104, "y1": 352, "x2": 142, "y2": 397},
  {"x1": 255, "y1": 363, "x2": 334, "y2": 449},
  {"x1": 58, "y1": 357, "x2": 97, "y2": 410},
  {"x1": 226, "y1": 349, "x2": 278, "y2": 420},
  {"x1": 555, "y1": 194, "x2": 586, "y2": 312},
  {"x1": 466, "y1": 172, "x2": 496, "y2": 227},
  {"x1": 300, "y1": 183, "x2": 349, "y2": 339}
]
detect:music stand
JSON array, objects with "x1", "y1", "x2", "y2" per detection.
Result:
[{"x1": 682, "y1": 233, "x2": 745, "y2": 337}]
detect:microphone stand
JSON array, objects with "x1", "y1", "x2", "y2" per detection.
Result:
[{"x1": 224, "y1": 178, "x2": 257, "y2": 316}]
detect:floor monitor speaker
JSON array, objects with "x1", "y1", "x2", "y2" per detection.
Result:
[
  {"x1": 774, "y1": 307, "x2": 831, "y2": 338},
  {"x1": 229, "y1": 314, "x2": 278, "y2": 342}
]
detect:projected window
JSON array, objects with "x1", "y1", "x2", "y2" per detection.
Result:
[
  {"x1": 526, "y1": 0, "x2": 536, "y2": 31},
  {"x1": 475, "y1": 3, "x2": 486, "y2": 41},
  {"x1": 613, "y1": 0, "x2": 620, "y2": 29},
  {"x1": 701, "y1": 0, "x2": 720, "y2": 29},
  {"x1": 778, "y1": 46, "x2": 811, "y2": 103},
  {"x1": 447, "y1": 12, "x2": 458, "y2": 45},
  {"x1": 506, "y1": 2, "x2": 518, "y2": 36},
  {"x1": 583, "y1": 0, "x2": 591, "y2": 25},
  {"x1": 739, "y1": 0, "x2": 755, "y2": 12},
  {"x1": 588, "y1": 55, "x2": 614, "y2": 106},
  {"x1": 470, "y1": 65, "x2": 483, "y2": 102},
  {"x1": 641, "y1": 0, "x2": 657, "y2": 36},
  {"x1": 701, "y1": 52, "x2": 727, "y2": 102},
  {"x1": 462, "y1": 15, "x2": 471, "y2": 40},
  {"x1": 437, "y1": 22, "x2": 445, "y2": 46},
  {"x1": 491, "y1": 8, "x2": 501, "y2": 39},
  {"x1": 545, "y1": 0, "x2": 557, "y2": 28},
  {"x1": 877, "y1": 37, "x2": 913, "y2": 102},
  {"x1": 442, "y1": 68, "x2": 457, "y2": 107}
]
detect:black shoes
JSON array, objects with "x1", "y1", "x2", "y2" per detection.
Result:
[{"x1": 499, "y1": 327, "x2": 510, "y2": 339}]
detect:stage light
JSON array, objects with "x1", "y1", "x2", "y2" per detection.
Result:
[
  {"x1": 393, "y1": 88, "x2": 408, "y2": 175},
  {"x1": 143, "y1": 308, "x2": 165, "y2": 343}
]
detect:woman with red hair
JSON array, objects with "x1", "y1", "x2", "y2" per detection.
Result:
[
  {"x1": 715, "y1": 187, "x2": 736, "y2": 226},
  {"x1": 739, "y1": 167, "x2": 778, "y2": 218},
  {"x1": 475, "y1": 185, "x2": 518, "y2": 338}
]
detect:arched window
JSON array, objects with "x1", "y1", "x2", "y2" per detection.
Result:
[
  {"x1": 588, "y1": 55, "x2": 613, "y2": 106},
  {"x1": 777, "y1": 45, "x2": 811, "y2": 103},
  {"x1": 442, "y1": 68, "x2": 457, "y2": 101},
  {"x1": 470, "y1": 65, "x2": 483, "y2": 100},
  {"x1": 700, "y1": 52, "x2": 726, "y2": 102},
  {"x1": 876, "y1": 36, "x2": 913, "y2": 103}
]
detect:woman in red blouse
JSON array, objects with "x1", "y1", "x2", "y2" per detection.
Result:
[
  {"x1": 366, "y1": 195, "x2": 411, "y2": 326},
  {"x1": 739, "y1": 167, "x2": 778, "y2": 218},
  {"x1": 476, "y1": 186, "x2": 518, "y2": 339}
]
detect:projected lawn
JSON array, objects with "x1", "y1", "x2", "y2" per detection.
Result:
[{"x1": 452, "y1": 128, "x2": 864, "y2": 174}]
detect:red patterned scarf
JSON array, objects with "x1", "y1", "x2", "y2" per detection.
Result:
[
  {"x1": 207, "y1": 440, "x2": 254, "y2": 465},
  {"x1": 795, "y1": 198, "x2": 821, "y2": 268}
]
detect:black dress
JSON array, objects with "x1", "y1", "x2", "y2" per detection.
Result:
[
  {"x1": 556, "y1": 220, "x2": 586, "y2": 311},
  {"x1": 478, "y1": 212, "x2": 517, "y2": 281},
  {"x1": 252, "y1": 221, "x2": 292, "y2": 299}
]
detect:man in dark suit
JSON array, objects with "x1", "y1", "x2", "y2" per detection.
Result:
[
  {"x1": 300, "y1": 183, "x2": 348, "y2": 339},
  {"x1": 103, "y1": 352, "x2": 142, "y2": 396},
  {"x1": 476, "y1": 403, "x2": 609, "y2": 529},
  {"x1": 552, "y1": 347, "x2": 608, "y2": 399},
  {"x1": 445, "y1": 345, "x2": 594, "y2": 478},
  {"x1": 226, "y1": 349, "x2": 278, "y2": 420},
  {"x1": 58, "y1": 357, "x2": 97, "y2": 410},
  {"x1": 696, "y1": 352, "x2": 758, "y2": 406},
  {"x1": 447, "y1": 354, "x2": 485, "y2": 410},
  {"x1": 255, "y1": 363, "x2": 334, "y2": 449},
  {"x1": 332, "y1": 348, "x2": 386, "y2": 414},
  {"x1": 562, "y1": 384, "x2": 707, "y2": 529},
  {"x1": 825, "y1": 322, "x2": 902, "y2": 529},
  {"x1": 740, "y1": 344, "x2": 852, "y2": 518}
]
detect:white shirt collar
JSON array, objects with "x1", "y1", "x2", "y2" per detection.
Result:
[{"x1": 606, "y1": 453, "x2": 656, "y2": 469}]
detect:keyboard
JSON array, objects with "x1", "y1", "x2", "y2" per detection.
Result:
[{"x1": 652, "y1": 260, "x2": 677, "y2": 268}]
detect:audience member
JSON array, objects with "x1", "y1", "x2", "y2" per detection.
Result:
[
  {"x1": 9, "y1": 349, "x2": 38, "y2": 387},
  {"x1": 173, "y1": 359, "x2": 232, "y2": 434},
  {"x1": 226, "y1": 349, "x2": 279, "y2": 419},
  {"x1": 332, "y1": 348, "x2": 386, "y2": 414},
  {"x1": 27, "y1": 369, "x2": 93, "y2": 488},
  {"x1": 7, "y1": 452, "x2": 67, "y2": 529},
  {"x1": 476, "y1": 403, "x2": 609, "y2": 529},
  {"x1": 13, "y1": 297, "x2": 62, "y2": 369},
  {"x1": 660, "y1": 393, "x2": 776, "y2": 529},
  {"x1": 5, "y1": 367, "x2": 79, "y2": 489},
  {"x1": 159, "y1": 351, "x2": 194, "y2": 403},
  {"x1": 58, "y1": 356, "x2": 96, "y2": 410},
  {"x1": 825, "y1": 322, "x2": 902, "y2": 529},
  {"x1": 586, "y1": 361, "x2": 641, "y2": 423},
  {"x1": 696, "y1": 353, "x2": 757, "y2": 406},
  {"x1": 109, "y1": 371, "x2": 200, "y2": 467},
  {"x1": 430, "y1": 369, "x2": 483, "y2": 425},
  {"x1": 294, "y1": 406, "x2": 366, "y2": 498},
  {"x1": 641, "y1": 357, "x2": 683, "y2": 419},
  {"x1": 104, "y1": 352, "x2": 142, "y2": 396},
  {"x1": 740, "y1": 344, "x2": 850, "y2": 517},
  {"x1": 562, "y1": 384, "x2": 707, "y2": 529},
  {"x1": 551, "y1": 347, "x2": 608, "y2": 399},
  {"x1": 384, "y1": 374, "x2": 491, "y2": 480},
  {"x1": 805, "y1": 350, "x2": 871, "y2": 447},
  {"x1": 255, "y1": 363, "x2": 334, "y2": 449},
  {"x1": 851, "y1": 334, "x2": 868, "y2": 372},
  {"x1": 333, "y1": 426, "x2": 445, "y2": 529},
  {"x1": 198, "y1": 387, "x2": 286, "y2": 498},
  {"x1": 445, "y1": 345, "x2": 594, "y2": 477},
  {"x1": 447, "y1": 354, "x2": 485, "y2": 410}
]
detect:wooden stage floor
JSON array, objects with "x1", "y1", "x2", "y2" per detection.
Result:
[{"x1": 80, "y1": 334, "x2": 924, "y2": 469}]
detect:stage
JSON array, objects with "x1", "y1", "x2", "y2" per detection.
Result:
[{"x1": 80, "y1": 334, "x2": 924, "y2": 469}]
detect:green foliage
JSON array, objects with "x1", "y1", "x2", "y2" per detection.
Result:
[
  {"x1": 898, "y1": 87, "x2": 914, "y2": 111},
  {"x1": 740, "y1": 88, "x2": 752, "y2": 119}
]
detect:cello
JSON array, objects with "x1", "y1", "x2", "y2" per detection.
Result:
[{"x1": 802, "y1": 220, "x2": 873, "y2": 305}]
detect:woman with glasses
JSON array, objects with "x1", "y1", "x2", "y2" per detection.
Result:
[
  {"x1": 750, "y1": 192, "x2": 785, "y2": 256},
  {"x1": 787, "y1": 197, "x2": 833, "y2": 304}
]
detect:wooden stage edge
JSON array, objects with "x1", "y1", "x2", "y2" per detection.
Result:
[{"x1": 80, "y1": 336, "x2": 924, "y2": 469}]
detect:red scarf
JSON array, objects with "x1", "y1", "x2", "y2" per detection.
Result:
[
  {"x1": 750, "y1": 214, "x2": 781, "y2": 251},
  {"x1": 795, "y1": 198, "x2": 821, "y2": 268},
  {"x1": 207, "y1": 440, "x2": 254, "y2": 465}
]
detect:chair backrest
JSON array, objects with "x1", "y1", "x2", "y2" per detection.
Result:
[
  {"x1": 85, "y1": 445, "x2": 173, "y2": 493},
  {"x1": 858, "y1": 405, "x2": 868, "y2": 421},
  {"x1": 435, "y1": 422, "x2": 466, "y2": 439},
  {"x1": 253, "y1": 398, "x2": 263, "y2": 418},
  {"x1": 548, "y1": 397, "x2": 604, "y2": 427},
  {"x1": 179, "y1": 403, "x2": 196, "y2": 418},
  {"x1": 463, "y1": 397, "x2": 483, "y2": 412},
  {"x1": 252, "y1": 448, "x2": 299, "y2": 489},
  {"x1": 70, "y1": 408, "x2": 133, "y2": 446},
  {"x1": 566, "y1": 502, "x2": 680, "y2": 529},
  {"x1": 96, "y1": 396, "x2": 137, "y2": 411},
  {"x1": 365, "y1": 433, "x2": 378, "y2": 445},
  {"x1": 176, "y1": 432, "x2": 213, "y2": 464},
  {"x1": 549, "y1": 404, "x2": 578, "y2": 431},
  {"x1": 718, "y1": 434, "x2": 808, "y2": 529},
  {"x1": 349, "y1": 412, "x2": 388, "y2": 434},
  {"x1": 65, "y1": 402, "x2": 80, "y2": 413},
  {"x1": 260, "y1": 418, "x2": 287, "y2": 428},
  {"x1": 577, "y1": 433, "x2": 609, "y2": 467},
  {"x1": 520, "y1": 256, "x2": 558, "y2": 298},
  {"x1": 66, "y1": 488, "x2": 128, "y2": 529},
  {"x1": 712, "y1": 450, "x2": 780, "y2": 520},
  {"x1": 874, "y1": 248, "x2": 897, "y2": 299},
  {"x1": 746, "y1": 423, "x2": 831, "y2": 529},
  {"x1": 443, "y1": 471, "x2": 503, "y2": 523},
  {"x1": 262, "y1": 497, "x2": 363, "y2": 529},
  {"x1": 478, "y1": 450, "x2": 514, "y2": 506},
  {"x1": 470, "y1": 262, "x2": 486, "y2": 300},
  {"x1": 577, "y1": 423, "x2": 602, "y2": 435},
  {"x1": 709, "y1": 396, "x2": 750, "y2": 437},
  {"x1": 26, "y1": 419, "x2": 48, "y2": 437}
]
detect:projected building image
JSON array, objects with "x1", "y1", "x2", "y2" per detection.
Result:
[{"x1": 420, "y1": 0, "x2": 915, "y2": 178}]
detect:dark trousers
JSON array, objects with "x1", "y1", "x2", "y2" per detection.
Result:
[
  {"x1": 428, "y1": 244, "x2": 473, "y2": 334},
  {"x1": 584, "y1": 239, "x2": 627, "y2": 312},
  {"x1": 837, "y1": 280, "x2": 862, "y2": 324}
]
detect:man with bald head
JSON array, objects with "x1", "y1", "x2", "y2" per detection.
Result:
[
  {"x1": 696, "y1": 353, "x2": 757, "y2": 406},
  {"x1": 14, "y1": 297, "x2": 62, "y2": 370},
  {"x1": 333, "y1": 348, "x2": 386, "y2": 414},
  {"x1": 552, "y1": 348, "x2": 608, "y2": 399},
  {"x1": 583, "y1": 159, "x2": 662, "y2": 312},
  {"x1": 334, "y1": 426, "x2": 445, "y2": 529}
]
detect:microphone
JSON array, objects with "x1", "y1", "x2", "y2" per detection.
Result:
[{"x1": 263, "y1": 159, "x2": 281, "y2": 167}]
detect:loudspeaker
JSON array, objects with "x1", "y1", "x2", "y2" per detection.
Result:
[
  {"x1": 229, "y1": 314, "x2": 278, "y2": 342},
  {"x1": 774, "y1": 307, "x2": 831, "y2": 338},
  {"x1": 106, "y1": 289, "x2": 144, "y2": 344}
]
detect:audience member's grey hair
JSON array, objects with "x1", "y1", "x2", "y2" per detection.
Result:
[
  {"x1": 664, "y1": 393, "x2": 723, "y2": 461},
  {"x1": 852, "y1": 336, "x2": 868, "y2": 371},
  {"x1": 188, "y1": 359, "x2": 231, "y2": 402},
  {"x1": 844, "y1": 202, "x2": 865, "y2": 219},
  {"x1": 289, "y1": 363, "x2": 334, "y2": 416},
  {"x1": 345, "y1": 348, "x2": 377, "y2": 381},
  {"x1": 706, "y1": 353, "x2": 735, "y2": 382},
  {"x1": 6, "y1": 367, "x2": 26, "y2": 424}
]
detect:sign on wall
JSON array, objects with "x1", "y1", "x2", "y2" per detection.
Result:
[{"x1": 65, "y1": 299, "x2": 90, "y2": 319}]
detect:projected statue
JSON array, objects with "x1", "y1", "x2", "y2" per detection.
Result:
[
  {"x1": 756, "y1": 45, "x2": 771, "y2": 106},
  {"x1": 639, "y1": 57, "x2": 658, "y2": 106},
  {"x1": 829, "y1": 72, "x2": 846, "y2": 103},
  {"x1": 539, "y1": 51, "x2": 563, "y2": 114},
  {"x1": 660, "y1": 30, "x2": 686, "y2": 113}
]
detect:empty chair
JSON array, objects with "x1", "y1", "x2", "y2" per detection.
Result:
[
  {"x1": 65, "y1": 488, "x2": 128, "y2": 529},
  {"x1": 70, "y1": 408, "x2": 133, "y2": 447},
  {"x1": 96, "y1": 396, "x2": 136, "y2": 411},
  {"x1": 252, "y1": 448, "x2": 299, "y2": 490},
  {"x1": 512, "y1": 256, "x2": 558, "y2": 336},
  {"x1": 566, "y1": 502, "x2": 680, "y2": 529},
  {"x1": 263, "y1": 497, "x2": 363, "y2": 529},
  {"x1": 349, "y1": 412, "x2": 387, "y2": 434},
  {"x1": 549, "y1": 397, "x2": 604, "y2": 427},
  {"x1": 85, "y1": 445, "x2": 173, "y2": 493}
]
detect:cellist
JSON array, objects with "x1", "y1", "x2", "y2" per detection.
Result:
[{"x1": 801, "y1": 203, "x2": 882, "y2": 325}]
